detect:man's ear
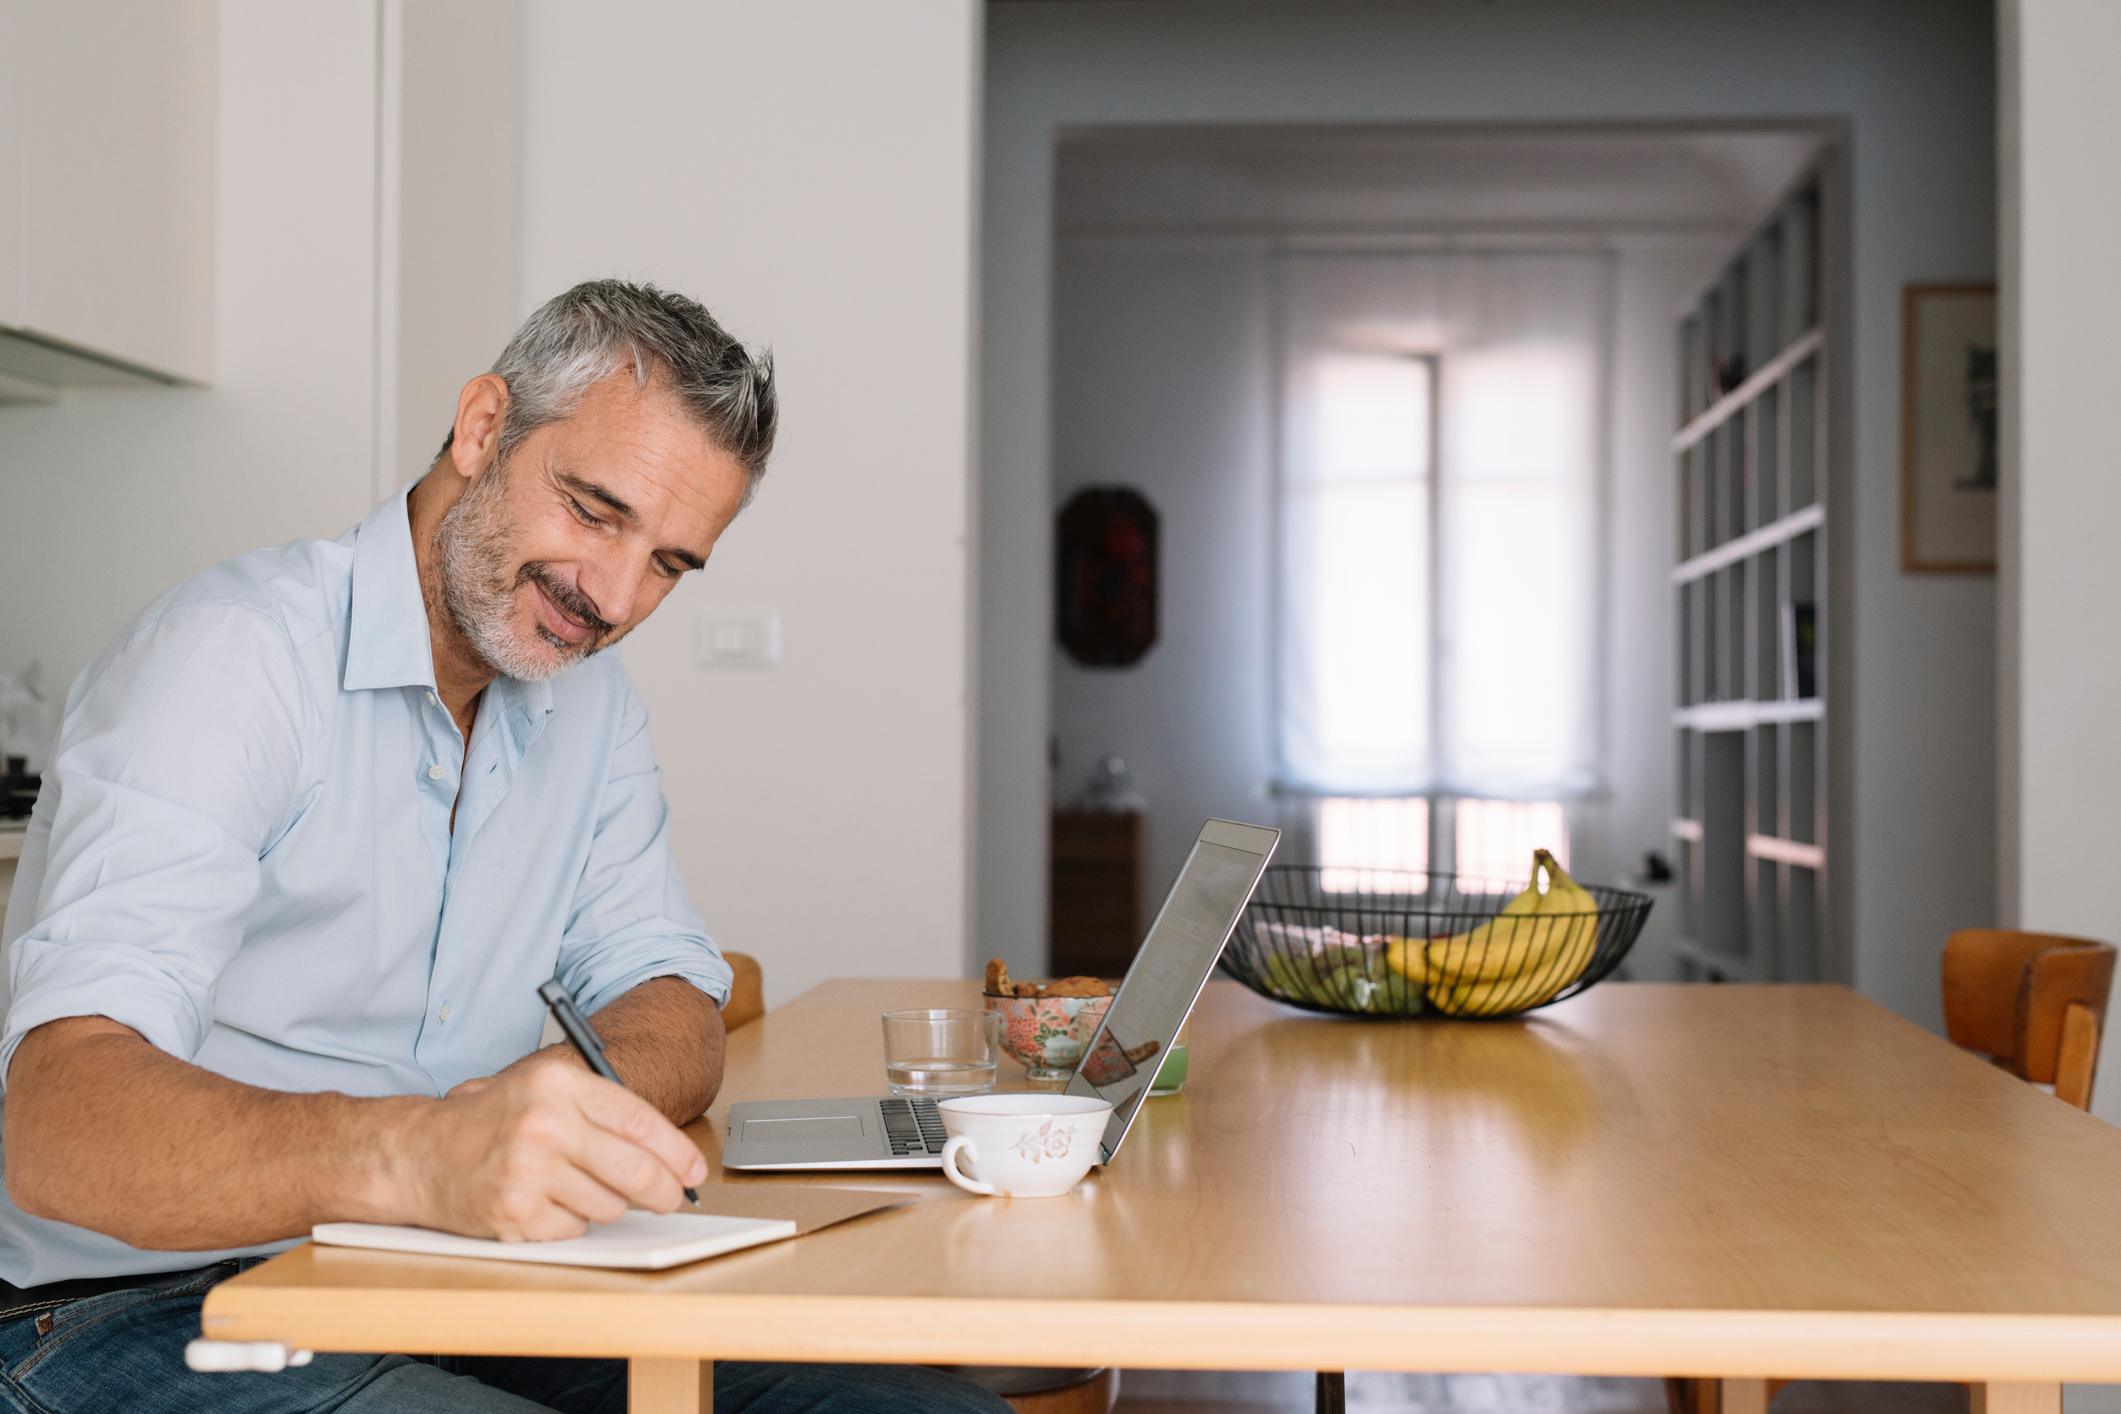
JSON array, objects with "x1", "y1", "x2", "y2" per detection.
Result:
[{"x1": 447, "y1": 373, "x2": 511, "y2": 481}]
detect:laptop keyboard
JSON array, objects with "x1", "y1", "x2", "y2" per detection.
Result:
[{"x1": 879, "y1": 1098, "x2": 948, "y2": 1156}]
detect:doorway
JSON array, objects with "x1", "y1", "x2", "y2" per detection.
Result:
[{"x1": 1041, "y1": 123, "x2": 1829, "y2": 982}]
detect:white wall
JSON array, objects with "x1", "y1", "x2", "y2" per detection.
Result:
[
  {"x1": 985, "y1": 0, "x2": 1998, "y2": 1028},
  {"x1": 517, "y1": 1, "x2": 982, "y2": 1006},
  {"x1": 2002, "y1": 0, "x2": 2121, "y2": 1123},
  {"x1": 1049, "y1": 239, "x2": 1273, "y2": 915},
  {"x1": 0, "y1": 0, "x2": 384, "y2": 684},
  {"x1": 381, "y1": 0, "x2": 522, "y2": 498}
]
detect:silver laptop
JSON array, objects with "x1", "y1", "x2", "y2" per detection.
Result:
[{"x1": 722, "y1": 818, "x2": 1279, "y2": 1171}]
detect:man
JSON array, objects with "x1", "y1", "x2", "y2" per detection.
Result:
[{"x1": 0, "y1": 281, "x2": 1006, "y2": 1413}]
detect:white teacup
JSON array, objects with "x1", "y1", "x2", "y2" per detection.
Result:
[{"x1": 937, "y1": 1094, "x2": 1114, "y2": 1198}]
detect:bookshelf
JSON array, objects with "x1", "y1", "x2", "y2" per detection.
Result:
[{"x1": 1671, "y1": 162, "x2": 1834, "y2": 984}]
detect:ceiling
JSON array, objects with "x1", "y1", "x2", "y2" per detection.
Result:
[{"x1": 1055, "y1": 123, "x2": 1826, "y2": 238}]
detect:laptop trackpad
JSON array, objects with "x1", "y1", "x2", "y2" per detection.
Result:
[{"x1": 737, "y1": 1114, "x2": 867, "y2": 1141}]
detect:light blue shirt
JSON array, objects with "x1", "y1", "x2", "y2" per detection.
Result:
[{"x1": 0, "y1": 488, "x2": 730, "y2": 1285}]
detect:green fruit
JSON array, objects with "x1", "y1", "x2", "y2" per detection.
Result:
[
  {"x1": 1262, "y1": 953, "x2": 1319, "y2": 1004},
  {"x1": 1263, "y1": 942, "x2": 1422, "y2": 1013}
]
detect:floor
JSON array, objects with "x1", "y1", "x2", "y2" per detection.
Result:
[{"x1": 1110, "y1": 1373, "x2": 1971, "y2": 1413}]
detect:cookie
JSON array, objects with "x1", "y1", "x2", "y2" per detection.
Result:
[
  {"x1": 1122, "y1": 1037, "x2": 1161, "y2": 1064},
  {"x1": 983, "y1": 958, "x2": 1013, "y2": 997}
]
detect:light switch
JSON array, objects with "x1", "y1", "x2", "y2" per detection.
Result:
[{"x1": 696, "y1": 611, "x2": 781, "y2": 668}]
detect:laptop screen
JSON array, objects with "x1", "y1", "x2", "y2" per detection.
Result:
[{"x1": 1068, "y1": 818, "x2": 1278, "y2": 1161}]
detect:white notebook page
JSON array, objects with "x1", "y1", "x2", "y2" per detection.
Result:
[{"x1": 313, "y1": 1210, "x2": 799, "y2": 1270}]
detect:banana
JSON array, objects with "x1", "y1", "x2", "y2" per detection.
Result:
[
  {"x1": 1381, "y1": 935, "x2": 1427, "y2": 985},
  {"x1": 1432, "y1": 923, "x2": 1597, "y2": 1015},
  {"x1": 1425, "y1": 849, "x2": 1599, "y2": 1015}
]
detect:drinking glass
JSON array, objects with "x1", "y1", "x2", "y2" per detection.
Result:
[
  {"x1": 881, "y1": 1008, "x2": 1000, "y2": 1097},
  {"x1": 1149, "y1": 1015, "x2": 1193, "y2": 1095}
]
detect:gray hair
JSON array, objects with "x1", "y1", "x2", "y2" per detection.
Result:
[{"x1": 441, "y1": 279, "x2": 777, "y2": 506}]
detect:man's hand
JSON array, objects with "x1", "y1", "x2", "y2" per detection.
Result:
[
  {"x1": 401, "y1": 1057, "x2": 708, "y2": 1242},
  {"x1": 2, "y1": 977, "x2": 725, "y2": 1253}
]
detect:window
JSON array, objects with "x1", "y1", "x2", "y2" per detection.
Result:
[
  {"x1": 1318, "y1": 796, "x2": 1430, "y2": 893},
  {"x1": 1317, "y1": 795, "x2": 1567, "y2": 894},
  {"x1": 1454, "y1": 798, "x2": 1568, "y2": 892},
  {"x1": 1279, "y1": 352, "x2": 1436, "y2": 791},
  {"x1": 1273, "y1": 251, "x2": 1608, "y2": 806}
]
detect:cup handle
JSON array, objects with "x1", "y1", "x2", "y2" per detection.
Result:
[{"x1": 940, "y1": 1136, "x2": 996, "y2": 1196}]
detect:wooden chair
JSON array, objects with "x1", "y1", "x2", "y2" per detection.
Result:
[
  {"x1": 713, "y1": 953, "x2": 1117, "y2": 1414},
  {"x1": 721, "y1": 951, "x2": 764, "y2": 1033},
  {"x1": 1942, "y1": 928, "x2": 2115, "y2": 1110},
  {"x1": 1666, "y1": 928, "x2": 2119, "y2": 1414}
]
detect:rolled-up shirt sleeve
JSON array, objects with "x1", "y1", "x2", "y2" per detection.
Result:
[
  {"x1": 554, "y1": 679, "x2": 729, "y2": 1016},
  {"x1": 1, "y1": 602, "x2": 310, "y2": 1084}
]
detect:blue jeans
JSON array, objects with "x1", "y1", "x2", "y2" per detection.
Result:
[{"x1": 0, "y1": 1261, "x2": 1011, "y2": 1413}]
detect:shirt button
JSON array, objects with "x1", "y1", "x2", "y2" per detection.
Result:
[
  {"x1": 439, "y1": 1003, "x2": 453, "y2": 1022},
  {"x1": 427, "y1": 691, "x2": 441, "y2": 709},
  {"x1": 427, "y1": 763, "x2": 446, "y2": 782}
]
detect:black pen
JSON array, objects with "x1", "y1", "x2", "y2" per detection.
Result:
[{"x1": 537, "y1": 978, "x2": 701, "y2": 1207}]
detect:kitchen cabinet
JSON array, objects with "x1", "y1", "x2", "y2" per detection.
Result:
[{"x1": 0, "y1": 0, "x2": 216, "y2": 392}]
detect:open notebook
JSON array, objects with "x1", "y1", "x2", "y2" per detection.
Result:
[
  {"x1": 314, "y1": 1211, "x2": 795, "y2": 1271},
  {"x1": 312, "y1": 1185, "x2": 914, "y2": 1271}
]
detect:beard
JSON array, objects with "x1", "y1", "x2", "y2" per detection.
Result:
[{"x1": 433, "y1": 459, "x2": 615, "y2": 682}]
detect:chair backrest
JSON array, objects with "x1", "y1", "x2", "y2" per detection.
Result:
[
  {"x1": 1942, "y1": 928, "x2": 2116, "y2": 1109},
  {"x1": 723, "y1": 951, "x2": 764, "y2": 1032}
]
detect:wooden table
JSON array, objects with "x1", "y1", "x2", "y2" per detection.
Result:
[{"x1": 202, "y1": 981, "x2": 2121, "y2": 1413}]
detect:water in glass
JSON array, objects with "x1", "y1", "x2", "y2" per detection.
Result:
[
  {"x1": 885, "y1": 1056, "x2": 998, "y2": 1097},
  {"x1": 880, "y1": 1008, "x2": 999, "y2": 1098}
]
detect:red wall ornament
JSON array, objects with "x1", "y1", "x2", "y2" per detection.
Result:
[{"x1": 1056, "y1": 487, "x2": 1159, "y2": 667}]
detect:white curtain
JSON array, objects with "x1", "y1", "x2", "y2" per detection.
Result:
[{"x1": 1274, "y1": 249, "x2": 1610, "y2": 800}]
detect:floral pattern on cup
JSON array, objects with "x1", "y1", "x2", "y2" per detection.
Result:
[
  {"x1": 1009, "y1": 1118, "x2": 1075, "y2": 1164},
  {"x1": 985, "y1": 993, "x2": 1111, "y2": 1082}
]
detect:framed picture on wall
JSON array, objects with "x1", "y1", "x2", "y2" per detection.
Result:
[
  {"x1": 1900, "y1": 282, "x2": 1998, "y2": 573},
  {"x1": 1056, "y1": 486, "x2": 1159, "y2": 667}
]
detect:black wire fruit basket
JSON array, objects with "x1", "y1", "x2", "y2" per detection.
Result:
[{"x1": 1222, "y1": 860, "x2": 1652, "y2": 1020}]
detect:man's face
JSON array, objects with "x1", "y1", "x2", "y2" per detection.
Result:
[{"x1": 436, "y1": 372, "x2": 750, "y2": 682}]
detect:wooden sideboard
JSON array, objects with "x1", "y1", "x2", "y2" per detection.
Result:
[{"x1": 1048, "y1": 809, "x2": 1143, "y2": 977}]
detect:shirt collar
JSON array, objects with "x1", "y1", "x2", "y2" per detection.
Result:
[
  {"x1": 342, "y1": 486, "x2": 558, "y2": 723},
  {"x1": 344, "y1": 487, "x2": 438, "y2": 693}
]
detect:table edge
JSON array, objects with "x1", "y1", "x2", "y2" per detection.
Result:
[{"x1": 200, "y1": 1281, "x2": 2121, "y2": 1382}]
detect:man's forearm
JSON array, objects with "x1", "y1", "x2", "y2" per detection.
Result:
[
  {"x1": 4, "y1": 982, "x2": 725, "y2": 1253},
  {"x1": 3, "y1": 1017, "x2": 423, "y2": 1251},
  {"x1": 567, "y1": 977, "x2": 726, "y2": 1125}
]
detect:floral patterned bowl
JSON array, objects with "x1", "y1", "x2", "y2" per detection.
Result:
[{"x1": 984, "y1": 992, "x2": 1112, "y2": 1084}]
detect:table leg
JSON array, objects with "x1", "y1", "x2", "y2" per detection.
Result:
[
  {"x1": 1669, "y1": 1378, "x2": 1767, "y2": 1414},
  {"x1": 1315, "y1": 1370, "x2": 1345, "y2": 1414},
  {"x1": 628, "y1": 1358, "x2": 712, "y2": 1414},
  {"x1": 1972, "y1": 1384, "x2": 2061, "y2": 1414},
  {"x1": 1714, "y1": 1379, "x2": 1769, "y2": 1414}
]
